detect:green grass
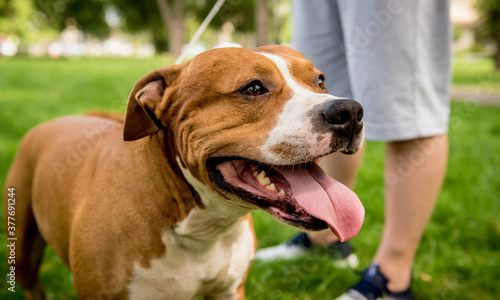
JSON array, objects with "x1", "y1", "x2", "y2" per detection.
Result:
[
  {"x1": 453, "y1": 57, "x2": 500, "y2": 93},
  {"x1": 0, "y1": 57, "x2": 499, "y2": 299}
]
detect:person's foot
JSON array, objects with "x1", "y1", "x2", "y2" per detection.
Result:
[
  {"x1": 335, "y1": 264, "x2": 414, "y2": 300},
  {"x1": 255, "y1": 232, "x2": 359, "y2": 268}
]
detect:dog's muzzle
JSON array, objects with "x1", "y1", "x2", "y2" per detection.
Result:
[{"x1": 321, "y1": 99, "x2": 364, "y2": 140}]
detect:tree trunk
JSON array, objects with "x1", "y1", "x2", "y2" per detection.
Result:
[
  {"x1": 494, "y1": 26, "x2": 500, "y2": 70},
  {"x1": 255, "y1": 0, "x2": 268, "y2": 46},
  {"x1": 151, "y1": 27, "x2": 168, "y2": 53},
  {"x1": 155, "y1": 0, "x2": 184, "y2": 56},
  {"x1": 495, "y1": 49, "x2": 500, "y2": 70},
  {"x1": 490, "y1": 8, "x2": 500, "y2": 70}
]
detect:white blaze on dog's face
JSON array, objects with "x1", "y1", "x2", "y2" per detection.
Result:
[
  {"x1": 256, "y1": 51, "x2": 356, "y2": 165},
  {"x1": 125, "y1": 45, "x2": 365, "y2": 242}
]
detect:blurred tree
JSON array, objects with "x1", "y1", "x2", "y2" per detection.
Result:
[
  {"x1": 477, "y1": 0, "x2": 500, "y2": 69},
  {"x1": 111, "y1": 0, "x2": 186, "y2": 55},
  {"x1": 0, "y1": 0, "x2": 34, "y2": 40},
  {"x1": 156, "y1": 0, "x2": 184, "y2": 56},
  {"x1": 2, "y1": 0, "x2": 273, "y2": 55},
  {"x1": 33, "y1": 0, "x2": 109, "y2": 38},
  {"x1": 190, "y1": 0, "x2": 255, "y2": 33},
  {"x1": 109, "y1": 0, "x2": 169, "y2": 53},
  {"x1": 255, "y1": 0, "x2": 268, "y2": 46},
  {"x1": 269, "y1": 0, "x2": 291, "y2": 45}
]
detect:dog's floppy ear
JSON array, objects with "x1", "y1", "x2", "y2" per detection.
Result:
[{"x1": 123, "y1": 65, "x2": 182, "y2": 141}]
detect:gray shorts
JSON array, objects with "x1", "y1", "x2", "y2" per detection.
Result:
[{"x1": 293, "y1": 0, "x2": 451, "y2": 141}]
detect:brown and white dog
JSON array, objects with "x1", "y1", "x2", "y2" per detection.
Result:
[{"x1": 4, "y1": 45, "x2": 365, "y2": 299}]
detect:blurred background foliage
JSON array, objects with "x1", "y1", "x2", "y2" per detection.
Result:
[
  {"x1": 0, "y1": 0, "x2": 497, "y2": 68},
  {"x1": 0, "y1": 0, "x2": 290, "y2": 56}
]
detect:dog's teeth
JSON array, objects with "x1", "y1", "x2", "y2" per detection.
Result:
[
  {"x1": 266, "y1": 183, "x2": 277, "y2": 191},
  {"x1": 253, "y1": 170, "x2": 259, "y2": 177},
  {"x1": 256, "y1": 170, "x2": 271, "y2": 185},
  {"x1": 249, "y1": 164, "x2": 258, "y2": 171},
  {"x1": 279, "y1": 190, "x2": 286, "y2": 196}
]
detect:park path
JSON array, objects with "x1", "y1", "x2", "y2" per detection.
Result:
[{"x1": 451, "y1": 86, "x2": 500, "y2": 106}]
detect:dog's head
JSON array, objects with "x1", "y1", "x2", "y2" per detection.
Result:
[{"x1": 124, "y1": 45, "x2": 364, "y2": 241}]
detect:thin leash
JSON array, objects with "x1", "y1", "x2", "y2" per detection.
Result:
[{"x1": 174, "y1": 0, "x2": 227, "y2": 65}]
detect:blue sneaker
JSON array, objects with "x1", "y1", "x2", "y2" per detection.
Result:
[{"x1": 336, "y1": 264, "x2": 414, "y2": 300}]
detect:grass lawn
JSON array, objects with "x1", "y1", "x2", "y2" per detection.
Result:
[
  {"x1": 0, "y1": 56, "x2": 499, "y2": 299},
  {"x1": 453, "y1": 57, "x2": 500, "y2": 93}
]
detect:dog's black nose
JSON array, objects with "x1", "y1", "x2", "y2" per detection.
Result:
[{"x1": 322, "y1": 99, "x2": 364, "y2": 136}]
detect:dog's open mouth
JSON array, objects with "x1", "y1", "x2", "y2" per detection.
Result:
[{"x1": 208, "y1": 158, "x2": 365, "y2": 242}]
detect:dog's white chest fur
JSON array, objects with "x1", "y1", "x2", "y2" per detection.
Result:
[
  {"x1": 127, "y1": 218, "x2": 254, "y2": 300},
  {"x1": 128, "y1": 164, "x2": 255, "y2": 299}
]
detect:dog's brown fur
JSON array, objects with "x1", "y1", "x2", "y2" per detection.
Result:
[{"x1": 4, "y1": 46, "x2": 364, "y2": 299}]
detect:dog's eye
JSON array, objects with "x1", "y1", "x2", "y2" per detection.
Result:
[
  {"x1": 240, "y1": 80, "x2": 268, "y2": 96},
  {"x1": 318, "y1": 75, "x2": 326, "y2": 90}
]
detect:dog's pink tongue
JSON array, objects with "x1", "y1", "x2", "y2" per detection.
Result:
[{"x1": 278, "y1": 163, "x2": 364, "y2": 242}]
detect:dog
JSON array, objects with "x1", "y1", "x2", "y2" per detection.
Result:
[{"x1": 4, "y1": 45, "x2": 365, "y2": 299}]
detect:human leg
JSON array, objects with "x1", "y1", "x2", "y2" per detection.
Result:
[
  {"x1": 335, "y1": 0, "x2": 451, "y2": 298},
  {"x1": 338, "y1": 136, "x2": 448, "y2": 300},
  {"x1": 374, "y1": 134, "x2": 448, "y2": 292}
]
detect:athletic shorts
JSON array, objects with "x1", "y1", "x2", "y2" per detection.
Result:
[{"x1": 292, "y1": 0, "x2": 452, "y2": 141}]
